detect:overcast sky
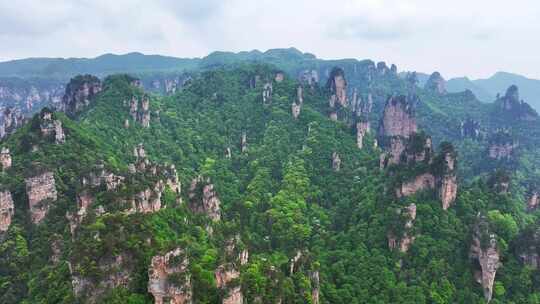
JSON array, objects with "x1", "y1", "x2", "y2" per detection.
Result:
[{"x1": 1, "y1": 0, "x2": 539, "y2": 79}]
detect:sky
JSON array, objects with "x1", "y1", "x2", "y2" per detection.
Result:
[{"x1": 1, "y1": 0, "x2": 539, "y2": 79}]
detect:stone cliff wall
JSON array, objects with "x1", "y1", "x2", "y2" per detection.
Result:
[
  {"x1": 62, "y1": 75, "x2": 102, "y2": 116},
  {"x1": 148, "y1": 248, "x2": 192, "y2": 304},
  {"x1": 26, "y1": 171, "x2": 57, "y2": 224},
  {"x1": 470, "y1": 223, "x2": 501, "y2": 303},
  {"x1": 0, "y1": 190, "x2": 14, "y2": 232},
  {"x1": 378, "y1": 95, "x2": 417, "y2": 139}
]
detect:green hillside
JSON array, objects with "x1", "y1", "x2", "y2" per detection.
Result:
[{"x1": 1, "y1": 60, "x2": 540, "y2": 304}]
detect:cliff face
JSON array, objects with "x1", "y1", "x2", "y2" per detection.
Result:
[
  {"x1": 424, "y1": 72, "x2": 447, "y2": 94},
  {"x1": 440, "y1": 175, "x2": 458, "y2": 210},
  {"x1": 497, "y1": 85, "x2": 538, "y2": 121},
  {"x1": 438, "y1": 146, "x2": 458, "y2": 210},
  {"x1": 0, "y1": 190, "x2": 14, "y2": 233},
  {"x1": 390, "y1": 138, "x2": 458, "y2": 210},
  {"x1": 0, "y1": 107, "x2": 25, "y2": 139},
  {"x1": 0, "y1": 78, "x2": 64, "y2": 115},
  {"x1": 310, "y1": 270, "x2": 320, "y2": 304},
  {"x1": 240, "y1": 132, "x2": 247, "y2": 153},
  {"x1": 488, "y1": 142, "x2": 517, "y2": 160},
  {"x1": 378, "y1": 95, "x2": 417, "y2": 139},
  {"x1": 148, "y1": 248, "x2": 192, "y2": 304},
  {"x1": 332, "y1": 152, "x2": 341, "y2": 171},
  {"x1": 70, "y1": 254, "x2": 133, "y2": 303},
  {"x1": 189, "y1": 176, "x2": 221, "y2": 221},
  {"x1": 62, "y1": 75, "x2": 102, "y2": 116},
  {"x1": 470, "y1": 219, "x2": 501, "y2": 303},
  {"x1": 262, "y1": 82, "x2": 273, "y2": 105},
  {"x1": 292, "y1": 102, "x2": 301, "y2": 119},
  {"x1": 39, "y1": 109, "x2": 66, "y2": 144},
  {"x1": 25, "y1": 171, "x2": 58, "y2": 224},
  {"x1": 126, "y1": 182, "x2": 165, "y2": 214},
  {"x1": 356, "y1": 121, "x2": 370, "y2": 149},
  {"x1": 326, "y1": 67, "x2": 347, "y2": 107},
  {"x1": 215, "y1": 265, "x2": 242, "y2": 304},
  {"x1": 380, "y1": 137, "x2": 406, "y2": 168},
  {"x1": 299, "y1": 69, "x2": 319, "y2": 87},
  {"x1": 0, "y1": 147, "x2": 11, "y2": 170},
  {"x1": 396, "y1": 173, "x2": 436, "y2": 198},
  {"x1": 528, "y1": 190, "x2": 539, "y2": 211},
  {"x1": 127, "y1": 95, "x2": 152, "y2": 128},
  {"x1": 125, "y1": 145, "x2": 181, "y2": 214},
  {"x1": 147, "y1": 74, "x2": 191, "y2": 95}
]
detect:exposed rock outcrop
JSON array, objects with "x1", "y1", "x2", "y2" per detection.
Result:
[
  {"x1": 396, "y1": 173, "x2": 436, "y2": 198},
  {"x1": 292, "y1": 103, "x2": 301, "y2": 119},
  {"x1": 424, "y1": 72, "x2": 447, "y2": 94},
  {"x1": 356, "y1": 121, "x2": 370, "y2": 149},
  {"x1": 437, "y1": 144, "x2": 458, "y2": 210},
  {"x1": 39, "y1": 109, "x2": 66, "y2": 144},
  {"x1": 470, "y1": 217, "x2": 501, "y2": 303},
  {"x1": 378, "y1": 95, "x2": 417, "y2": 139},
  {"x1": 0, "y1": 79, "x2": 64, "y2": 115},
  {"x1": 147, "y1": 74, "x2": 191, "y2": 95},
  {"x1": 127, "y1": 95, "x2": 152, "y2": 128},
  {"x1": 26, "y1": 171, "x2": 57, "y2": 224},
  {"x1": 125, "y1": 181, "x2": 165, "y2": 214},
  {"x1": 488, "y1": 131, "x2": 518, "y2": 160},
  {"x1": 262, "y1": 82, "x2": 273, "y2": 105},
  {"x1": 0, "y1": 190, "x2": 14, "y2": 233},
  {"x1": 70, "y1": 254, "x2": 133, "y2": 303},
  {"x1": 240, "y1": 132, "x2": 248, "y2": 153},
  {"x1": 326, "y1": 67, "x2": 347, "y2": 107},
  {"x1": 274, "y1": 72, "x2": 285, "y2": 82},
  {"x1": 215, "y1": 265, "x2": 242, "y2": 304},
  {"x1": 497, "y1": 85, "x2": 538, "y2": 121},
  {"x1": 310, "y1": 270, "x2": 320, "y2": 304},
  {"x1": 296, "y1": 86, "x2": 304, "y2": 104},
  {"x1": 66, "y1": 190, "x2": 95, "y2": 236},
  {"x1": 299, "y1": 69, "x2": 319, "y2": 87},
  {"x1": 81, "y1": 164, "x2": 125, "y2": 191},
  {"x1": 390, "y1": 139, "x2": 458, "y2": 210},
  {"x1": 189, "y1": 176, "x2": 221, "y2": 221},
  {"x1": 380, "y1": 136, "x2": 406, "y2": 168},
  {"x1": 439, "y1": 175, "x2": 458, "y2": 210},
  {"x1": 332, "y1": 152, "x2": 341, "y2": 172},
  {"x1": 62, "y1": 75, "x2": 102, "y2": 116},
  {"x1": 148, "y1": 248, "x2": 192, "y2": 304},
  {"x1": 0, "y1": 107, "x2": 25, "y2": 139},
  {"x1": 0, "y1": 147, "x2": 11, "y2": 170},
  {"x1": 528, "y1": 190, "x2": 539, "y2": 211}
]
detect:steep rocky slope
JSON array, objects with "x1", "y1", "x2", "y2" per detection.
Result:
[{"x1": 0, "y1": 57, "x2": 540, "y2": 304}]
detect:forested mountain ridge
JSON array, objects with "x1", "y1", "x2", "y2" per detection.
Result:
[{"x1": 1, "y1": 57, "x2": 540, "y2": 304}]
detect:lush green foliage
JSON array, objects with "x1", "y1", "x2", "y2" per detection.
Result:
[{"x1": 1, "y1": 60, "x2": 540, "y2": 304}]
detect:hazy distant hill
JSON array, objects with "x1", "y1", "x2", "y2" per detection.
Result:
[
  {"x1": 473, "y1": 72, "x2": 540, "y2": 108},
  {"x1": 446, "y1": 77, "x2": 495, "y2": 102},
  {"x1": 0, "y1": 52, "x2": 200, "y2": 79},
  {"x1": 3, "y1": 49, "x2": 540, "y2": 111}
]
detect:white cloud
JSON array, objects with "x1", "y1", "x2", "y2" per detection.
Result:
[{"x1": 0, "y1": 0, "x2": 539, "y2": 78}]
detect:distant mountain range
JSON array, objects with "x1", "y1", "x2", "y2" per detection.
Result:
[
  {"x1": 407, "y1": 71, "x2": 540, "y2": 111},
  {"x1": 1, "y1": 49, "x2": 539, "y2": 110}
]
